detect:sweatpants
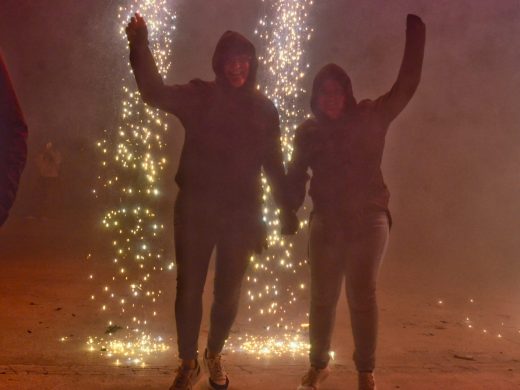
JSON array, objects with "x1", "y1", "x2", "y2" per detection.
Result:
[
  {"x1": 308, "y1": 210, "x2": 389, "y2": 372},
  {"x1": 173, "y1": 195, "x2": 260, "y2": 360}
]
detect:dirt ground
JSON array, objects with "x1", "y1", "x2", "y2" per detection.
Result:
[{"x1": 0, "y1": 216, "x2": 519, "y2": 390}]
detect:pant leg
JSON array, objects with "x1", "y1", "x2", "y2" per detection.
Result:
[
  {"x1": 174, "y1": 203, "x2": 217, "y2": 360},
  {"x1": 308, "y1": 215, "x2": 345, "y2": 368},
  {"x1": 206, "y1": 222, "x2": 253, "y2": 354},
  {"x1": 344, "y1": 211, "x2": 389, "y2": 372}
]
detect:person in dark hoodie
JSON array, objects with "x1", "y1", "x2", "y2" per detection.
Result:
[
  {"x1": 287, "y1": 15, "x2": 425, "y2": 390},
  {"x1": 0, "y1": 53, "x2": 28, "y2": 227},
  {"x1": 126, "y1": 13, "x2": 297, "y2": 390}
]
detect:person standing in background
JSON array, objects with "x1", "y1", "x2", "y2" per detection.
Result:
[{"x1": 36, "y1": 141, "x2": 62, "y2": 219}]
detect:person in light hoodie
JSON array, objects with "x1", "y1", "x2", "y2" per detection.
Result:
[{"x1": 287, "y1": 14, "x2": 426, "y2": 390}]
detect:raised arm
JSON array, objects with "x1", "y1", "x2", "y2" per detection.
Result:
[
  {"x1": 0, "y1": 54, "x2": 28, "y2": 226},
  {"x1": 126, "y1": 13, "x2": 196, "y2": 117},
  {"x1": 375, "y1": 14, "x2": 426, "y2": 123}
]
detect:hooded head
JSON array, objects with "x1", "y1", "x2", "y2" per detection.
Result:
[
  {"x1": 310, "y1": 63, "x2": 357, "y2": 122},
  {"x1": 212, "y1": 31, "x2": 258, "y2": 90}
]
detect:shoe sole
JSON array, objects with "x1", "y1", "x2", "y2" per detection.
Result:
[
  {"x1": 205, "y1": 379, "x2": 229, "y2": 390},
  {"x1": 202, "y1": 356, "x2": 229, "y2": 390}
]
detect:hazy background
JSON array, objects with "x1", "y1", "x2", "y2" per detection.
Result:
[{"x1": 1, "y1": 0, "x2": 519, "y2": 298}]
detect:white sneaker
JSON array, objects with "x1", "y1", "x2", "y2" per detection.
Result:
[
  {"x1": 203, "y1": 349, "x2": 229, "y2": 389},
  {"x1": 169, "y1": 360, "x2": 202, "y2": 390},
  {"x1": 297, "y1": 366, "x2": 331, "y2": 390},
  {"x1": 358, "y1": 371, "x2": 377, "y2": 390}
]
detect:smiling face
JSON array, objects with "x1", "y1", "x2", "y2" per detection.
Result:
[
  {"x1": 317, "y1": 79, "x2": 346, "y2": 120},
  {"x1": 223, "y1": 54, "x2": 251, "y2": 88}
]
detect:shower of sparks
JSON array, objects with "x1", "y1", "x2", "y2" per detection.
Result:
[
  {"x1": 256, "y1": 0, "x2": 314, "y2": 162},
  {"x1": 87, "y1": 0, "x2": 176, "y2": 365},
  {"x1": 232, "y1": 0, "x2": 314, "y2": 356}
]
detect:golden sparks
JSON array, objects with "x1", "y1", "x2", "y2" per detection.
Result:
[
  {"x1": 88, "y1": 0, "x2": 176, "y2": 365},
  {"x1": 236, "y1": 0, "x2": 314, "y2": 356}
]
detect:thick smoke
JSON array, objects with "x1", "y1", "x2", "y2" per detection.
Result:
[{"x1": 1, "y1": 0, "x2": 519, "y2": 299}]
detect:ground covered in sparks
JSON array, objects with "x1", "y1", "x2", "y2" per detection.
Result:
[{"x1": 0, "y1": 216, "x2": 519, "y2": 389}]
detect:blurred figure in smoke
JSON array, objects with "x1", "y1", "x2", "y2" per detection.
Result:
[
  {"x1": 287, "y1": 15, "x2": 425, "y2": 390},
  {"x1": 126, "y1": 13, "x2": 297, "y2": 390},
  {"x1": 36, "y1": 141, "x2": 62, "y2": 219},
  {"x1": 0, "y1": 53, "x2": 27, "y2": 227}
]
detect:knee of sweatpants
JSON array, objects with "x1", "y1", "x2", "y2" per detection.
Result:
[
  {"x1": 347, "y1": 286, "x2": 377, "y2": 312},
  {"x1": 176, "y1": 280, "x2": 204, "y2": 303},
  {"x1": 312, "y1": 287, "x2": 341, "y2": 309},
  {"x1": 214, "y1": 283, "x2": 242, "y2": 307}
]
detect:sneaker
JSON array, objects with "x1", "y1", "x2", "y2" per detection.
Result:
[
  {"x1": 203, "y1": 349, "x2": 229, "y2": 390},
  {"x1": 169, "y1": 360, "x2": 202, "y2": 390},
  {"x1": 297, "y1": 366, "x2": 330, "y2": 390},
  {"x1": 358, "y1": 371, "x2": 376, "y2": 390}
]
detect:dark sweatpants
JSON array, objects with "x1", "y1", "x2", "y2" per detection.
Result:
[
  {"x1": 173, "y1": 195, "x2": 258, "y2": 360},
  {"x1": 308, "y1": 210, "x2": 389, "y2": 372}
]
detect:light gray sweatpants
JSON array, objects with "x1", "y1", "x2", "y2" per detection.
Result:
[{"x1": 308, "y1": 210, "x2": 389, "y2": 372}]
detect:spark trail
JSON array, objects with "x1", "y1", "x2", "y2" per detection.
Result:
[
  {"x1": 86, "y1": 0, "x2": 177, "y2": 366},
  {"x1": 230, "y1": 0, "x2": 314, "y2": 357}
]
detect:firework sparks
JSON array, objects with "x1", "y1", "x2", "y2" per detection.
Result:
[
  {"x1": 234, "y1": 0, "x2": 314, "y2": 356},
  {"x1": 87, "y1": 0, "x2": 176, "y2": 365}
]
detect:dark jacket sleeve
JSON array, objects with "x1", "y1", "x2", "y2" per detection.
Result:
[
  {"x1": 262, "y1": 103, "x2": 291, "y2": 213},
  {"x1": 0, "y1": 54, "x2": 28, "y2": 226},
  {"x1": 285, "y1": 123, "x2": 310, "y2": 212},
  {"x1": 129, "y1": 43, "x2": 199, "y2": 119},
  {"x1": 374, "y1": 14, "x2": 426, "y2": 124}
]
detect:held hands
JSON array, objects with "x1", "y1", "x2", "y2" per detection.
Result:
[
  {"x1": 126, "y1": 13, "x2": 148, "y2": 47},
  {"x1": 253, "y1": 211, "x2": 298, "y2": 254},
  {"x1": 280, "y1": 210, "x2": 299, "y2": 236}
]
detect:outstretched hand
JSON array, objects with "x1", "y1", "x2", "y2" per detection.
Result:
[
  {"x1": 407, "y1": 14, "x2": 425, "y2": 29},
  {"x1": 126, "y1": 13, "x2": 148, "y2": 46}
]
